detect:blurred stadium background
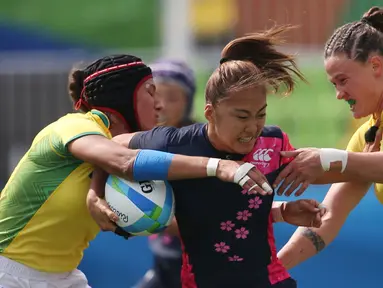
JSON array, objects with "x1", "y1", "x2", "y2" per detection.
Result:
[{"x1": 0, "y1": 0, "x2": 382, "y2": 287}]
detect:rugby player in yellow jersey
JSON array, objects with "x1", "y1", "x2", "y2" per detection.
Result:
[
  {"x1": 260, "y1": 7, "x2": 383, "y2": 268},
  {"x1": 0, "y1": 54, "x2": 277, "y2": 288}
]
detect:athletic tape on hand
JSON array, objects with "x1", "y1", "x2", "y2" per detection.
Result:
[
  {"x1": 319, "y1": 148, "x2": 348, "y2": 173},
  {"x1": 234, "y1": 163, "x2": 255, "y2": 184},
  {"x1": 234, "y1": 163, "x2": 272, "y2": 192},
  {"x1": 238, "y1": 175, "x2": 250, "y2": 187}
]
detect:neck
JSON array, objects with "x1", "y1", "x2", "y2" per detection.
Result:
[{"x1": 206, "y1": 124, "x2": 234, "y2": 153}]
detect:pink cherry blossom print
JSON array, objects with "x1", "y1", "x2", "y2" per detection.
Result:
[
  {"x1": 229, "y1": 255, "x2": 244, "y2": 262},
  {"x1": 214, "y1": 242, "x2": 230, "y2": 253},
  {"x1": 235, "y1": 227, "x2": 249, "y2": 239},
  {"x1": 236, "y1": 210, "x2": 252, "y2": 221},
  {"x1": 220, "y1": 220, "x2": 235, "y2": 231},
  {"x1": 248, "y1": 196, "x2": 263, "y2": 209}
]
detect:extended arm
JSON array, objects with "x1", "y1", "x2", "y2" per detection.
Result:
[
  {"x1": 316, "y1": 151, "x2": 383, "y2": 184},
  {"x1": 69, "y1": 135, "x2": 210, "y2": 181},
  {"x1": 277, "y1": 180, "x2": 371, "y2": 269}
]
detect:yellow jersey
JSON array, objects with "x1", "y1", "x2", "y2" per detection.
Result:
[
  {"x1": 346, "y1": 115, "x2": 383, "y2": 204},
  {"x1": 0, "y1": 110, "x2": 111, "y2": 272}
]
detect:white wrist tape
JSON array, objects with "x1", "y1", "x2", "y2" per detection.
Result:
[
  {"x1": 319, "y1": 148, "x2": 348, "y2": 173},
  {"x1": 234, "y1": 163, "x2": 255, "y2": 184},
  {"x1": 207, "y1": 158, "x2": 221, "y2": 177}
]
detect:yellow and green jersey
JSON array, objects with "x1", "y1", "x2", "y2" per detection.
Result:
[
  {"x1": 346, "y1": 113, "x2": 383, "y2": 204},
  {"x1": 0, "y1": 110, "x2": 111, "y2": 272}
]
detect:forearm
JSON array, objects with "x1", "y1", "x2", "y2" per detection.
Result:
[
  {"x1": 91, "y1": 169, "x2": 108, "y2": 198},
  {"x1": 313, "y1": 171, "x2": 353, "y2": 184},
  {"x1": 314, "y1": 151, "x2": 383, "y2": 184},
  {"x1": 345, "y1": 152, "x2": 383, "y2": 183},
  {"x1": 113, "y1": 131, "x2": 229, "y2": 181},
  {"x1": 167, "y1": 155, "x2": 209, "y2": 180},
  {"x1": 278, "y1": 181, "x2": 370, "y2": 269},
  {"x1": 278, "y1": 214, "x2": 336, "y2": 269},
  {"x1": 131, "y1": 150, "x2": 216, "y2": 181}
]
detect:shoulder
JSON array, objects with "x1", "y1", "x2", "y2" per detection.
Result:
[
  {"x1": 129, "y1": 123, "x2": 205, "y2": 151},
  {"x1": 162, "y1": 123, "x2": 205, "y2": 147},
  {"x1": 260, "y1": 125, "x2": 284, "y2": 138}
]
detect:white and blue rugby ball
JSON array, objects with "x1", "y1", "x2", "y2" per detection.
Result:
[{"x1": 105, "y1": 175, "x2": 175, "y2": 236}]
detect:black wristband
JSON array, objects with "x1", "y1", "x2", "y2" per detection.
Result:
[{"x1": 114, "y1": 226, "x2": 133, "y2": 240}]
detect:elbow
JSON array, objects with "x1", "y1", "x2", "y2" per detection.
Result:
[{"x1": 313, "y1": 213, "x2": 343, "y2": 247}]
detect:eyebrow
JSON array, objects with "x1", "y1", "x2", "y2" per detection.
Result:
[
  {"x1": 330, "y1": 73, "x2": 347, "y2": 82},
  {"x1": 234, "y1": 104, "x2": 267, "y2": 114}
]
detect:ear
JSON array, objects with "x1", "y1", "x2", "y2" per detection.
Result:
[
  {"x1": 204, "y1": 103, "x2": 214, "y2": 122},
  {"x1": 370, "y1": 55, "x2": 383, "y2": 78}
]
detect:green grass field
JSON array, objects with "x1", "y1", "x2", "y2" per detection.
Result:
[
  {"x1": 0, "y1": 0, "x2": 160, "y2": 48},
  {"x1": 192, "y1": 67, "x2": 351, "y2": 149}
]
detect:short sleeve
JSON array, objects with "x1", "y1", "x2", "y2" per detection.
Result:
[
  {"x1": 48, "y1": 115, "x2": 110, "y2": 158},
  {"x1": 129, "y1": 126, "x2": 178, "y2": 152},
  {"x1": 281, "y1": 131, "x2": 295, "y2": 165},
  {"x1": 56, "y1": 116, "x2": 109, "y2": 147},
  {"x1": 346, "y1": 121, "x2": 370, "y2": 152}
]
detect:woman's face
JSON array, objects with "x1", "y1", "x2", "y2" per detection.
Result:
[
  {"x1": 325, "y1": 53, "x2": 383, "y2": 119},
  {"x1": 136, "y1": 78, "x2": 157, "y2": 130},
  {"x1": 155, "y1": 82, "x2": 188, "y2": 127},
  {"x1": 205, "y1": 86, "x2": 267, "y2": 155}
]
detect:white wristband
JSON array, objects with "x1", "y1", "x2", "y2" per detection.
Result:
[
  {"x1": 207, "y1": 158, "x2": 221, "y2": 177},
  {"x1": 319, "y1": 148, "x2": 348, "y2": 173}
]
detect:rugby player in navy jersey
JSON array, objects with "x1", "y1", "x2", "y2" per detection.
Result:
[
  {"x1": 136, "y1": 59, "x2": 198, "y2": 288},
  {"x1": 87, "y1": 26, "x2": 327, "y2": 287}
]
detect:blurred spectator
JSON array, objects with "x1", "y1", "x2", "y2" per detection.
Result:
[{"x1": 135, "y1": 59, "x2": 196, "y2": 288}]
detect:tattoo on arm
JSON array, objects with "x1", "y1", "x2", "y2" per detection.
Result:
[{"x1": 302, "y1": 228, "x2": 326, "y2": 253}]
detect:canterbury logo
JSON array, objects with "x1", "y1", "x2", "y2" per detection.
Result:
[{"x1": 252, "y1": 148, "x2": 273, "y2": 162}]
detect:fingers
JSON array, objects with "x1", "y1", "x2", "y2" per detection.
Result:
[
  {"x1": 245, "y1": 168, "x2": 273, "y2": 195},
  {"x1": 242, "y1": 178, "x2": 268, "y2": 196},
  {"x1": 294, "y1": 181, "x2": 310, "y2": 197},
  {"x1": 102, "y1": 206, "x2": 119, "y2": 223},
  {"x1": 312, "y1": 213, "x2": 322, "y2": 228},
  {"x1": 99, "y1": 218, "x2": 117, "y2": 232},
  {"x1": 300, "y1": 199, "x2": 320, "y2": 212},
  {"x1": 318, "y1": 204, "x2": 327, "y2": 217},
  {"x1": 283, "y1": 175, "x2": 306, "y2": 197},
  {"x1": 273, "y1": 163, "x2": 293, "y2": 188},
  {"x1": 276, "y1": 171, "x2": 297, "y2": 196},
  {"x1": 280, "y1": 149, "x2": 302, "y2": 158},
  {"x1": 93, "y1": 199, "x2": 119, "y2": 232}
]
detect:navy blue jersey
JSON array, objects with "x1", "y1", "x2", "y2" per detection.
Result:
[{"x1": 130, "y1": 123, "x2": 296, "y2": 288}]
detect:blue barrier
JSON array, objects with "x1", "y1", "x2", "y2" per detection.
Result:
[{"x1": 80, "y1": 184, "x2": 382, "y2": 287}]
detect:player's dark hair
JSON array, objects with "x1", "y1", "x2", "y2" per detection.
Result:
[
  {"x1": 205, "y1": 25, "x2": 306, "y2": 105},
  {"x1": 324, "y1": 6, "x2": 383, "y2": 62},
  {"x1": 68, "y1": 54, "x2": 152, "y2": 132}
]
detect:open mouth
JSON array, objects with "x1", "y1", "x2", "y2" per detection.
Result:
[
  {"x1": 347, "y1": 99, "x2": 356, "y2": 111},
  {"x1": 238, "y1": 137, "x2": 254, "y2": 143}
]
